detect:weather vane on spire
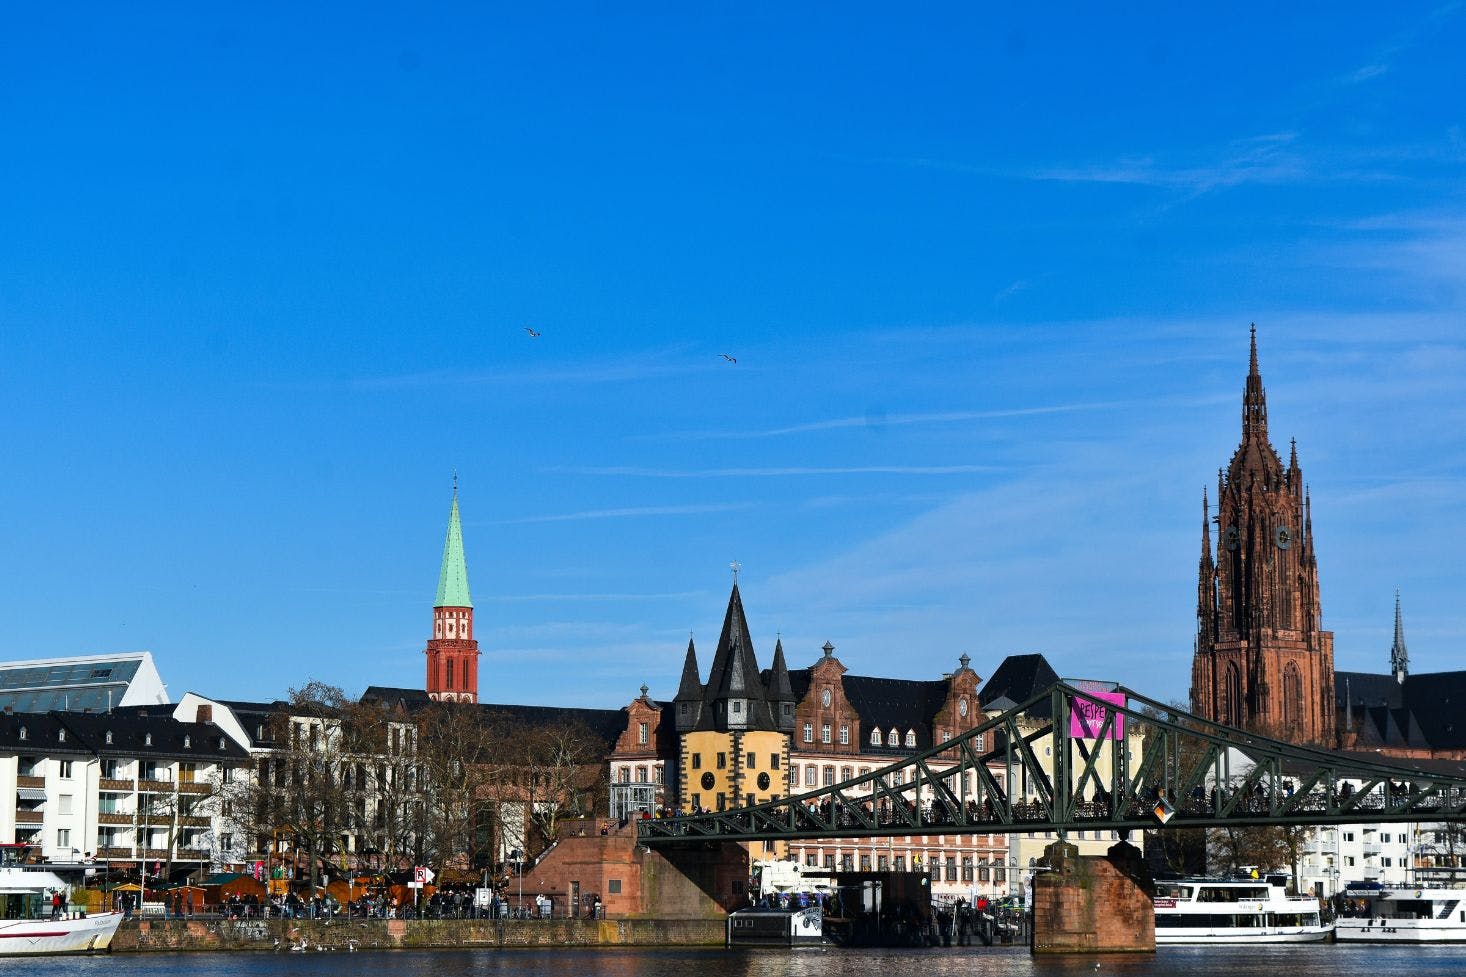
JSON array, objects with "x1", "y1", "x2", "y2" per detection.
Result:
[
  {"x1": 730, "y1": 561, "x2": 741, "y2": 584},
  {"x1": 452, "y1": 469, "x2": 459, "y2": 495}
]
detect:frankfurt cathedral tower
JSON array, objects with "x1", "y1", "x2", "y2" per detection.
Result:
[{"x1": 1191, "y1": 328, "x2": 1335, "y2": 745}]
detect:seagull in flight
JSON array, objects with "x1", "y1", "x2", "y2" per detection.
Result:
[
  {"x1": 719, "y1": 353, "x2": 736, "y2": 364},
  {"x1": 524, "y1": 326, "x2": 541, "y2": 338}
]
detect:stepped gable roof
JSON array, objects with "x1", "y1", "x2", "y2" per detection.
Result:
[
  {"x1": 979, "y1": 653, "x2": 1061, "y2": 718},
  {"x1": 358, "y1": 685, "x2": 627, "y2": 749},
  {"x1": 1335, "y1": 669, "x2": 1466, "y2": 752}
]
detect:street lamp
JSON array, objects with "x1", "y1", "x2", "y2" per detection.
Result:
[{"x1": 510, "y1": 849, "x2": 523, "y2": 916}]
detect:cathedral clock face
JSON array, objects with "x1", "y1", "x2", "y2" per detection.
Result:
[
  {"x1": 1224, "y1": 526, "x2": 1239, "y2": 551},
  {"x1": 1275, "y1": 526, "x2": 1294, "y2": 550}
]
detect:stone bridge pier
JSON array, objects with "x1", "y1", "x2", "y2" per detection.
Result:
[{"x1": 1030, "y1": 837, "x2": 1154, "y2": 953}]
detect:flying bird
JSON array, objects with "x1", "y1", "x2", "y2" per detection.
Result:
[
  {"x1": 524, "y1": 327, "x2": 541, "y2": 338},
  {"x1": 719, "y1": 353, "x2": 736, "y2": 364}
]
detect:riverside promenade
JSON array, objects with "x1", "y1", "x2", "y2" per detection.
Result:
[{"x1": 113, "y1": 916, "x2": 725, "y2": 952}]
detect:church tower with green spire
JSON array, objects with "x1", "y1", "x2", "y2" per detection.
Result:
[{"x1": 426, "y1": 483, "x2": 480, "y2": 702}]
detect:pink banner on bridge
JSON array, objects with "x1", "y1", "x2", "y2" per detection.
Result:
[{"x1": 1069, "y1": 691, "x2": 1126, "y2": 740}]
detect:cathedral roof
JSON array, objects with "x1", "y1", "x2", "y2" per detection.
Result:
[
  {"x1": 434, "y1": 490, "x2": 473, "y2": 609},
  {"x1": 1335, "y1": 669, "x2": 1466, "y2": 752}
]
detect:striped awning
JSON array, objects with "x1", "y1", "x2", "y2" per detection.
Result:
[{"x1": 15, "y1": 788, "x2": 46, "y2": 802}]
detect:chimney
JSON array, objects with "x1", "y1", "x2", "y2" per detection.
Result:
[{"x1": 196, "y1": 704, "x2": 214, "y2": 725}]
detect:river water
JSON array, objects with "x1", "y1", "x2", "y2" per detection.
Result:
[{"x1": 26, "y1": 944, "x2": 1466, "y2": 977}]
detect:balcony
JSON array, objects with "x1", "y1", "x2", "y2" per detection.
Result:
[
  {"x1": 14, "y1": 810, "x2": 43, "y2": 824},
  {"x1": 177, "y1": 782, "x2": 212, "y2": 795},
  {"x1": 96, "y1": 847, "x2": 132, "y2": 859},
  {"x1": 97, "y1": 812, "x2": 133, "y2": 826},
  {"x1": 99, "y1": 778, "x2": 134, "y2": 792},
  {"x1": 137, "y1": 780, "x2": 173, "y2": 793},
  {"x1": 1364, "y1": 844, "x2": 1382, "y2": 856},
  {"x1": 176, "y1": 849, "x2": 208, "y2": 861},
  {"x1": 178, "y1": 816, "x2": 210, "y2": 828},
  {"x1": 15, "y1": 776, "x2": 44, "y2": 789}
]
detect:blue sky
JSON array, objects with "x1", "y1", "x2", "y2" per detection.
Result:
[{"x1": 3, "y1": 5, "x2": 1464, "y2": 709}]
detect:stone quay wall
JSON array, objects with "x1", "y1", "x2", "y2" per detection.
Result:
[{"x1": 112, "y1": 916, "x2": 726, "y2": 953}]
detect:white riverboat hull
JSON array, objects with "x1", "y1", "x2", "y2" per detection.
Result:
[
  {"x1": 1336, "y1": 919, "x2": 1466, "y2": 943},
  {"x1": 1336, "y1": 886, "x2": 1466, "y2": 943},
  {"x1": 1157, "y1": 926, "x2": 1332, "y2": 944},
  {"x1": 0, "y1": 912, "x2": 123, "y2": 955}
]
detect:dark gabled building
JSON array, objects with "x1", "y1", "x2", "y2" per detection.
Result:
[{"x1": 1336, "y1": 595, "x2": 1466, "y2": 761}]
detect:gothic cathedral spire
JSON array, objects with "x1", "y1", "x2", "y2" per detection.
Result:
[
  {"x1": 426, "y1": 482, "x2": 480, "y2": 702},
  {"x1": 1190, "y1": 328, "x2": 1335, "y2": 745}
]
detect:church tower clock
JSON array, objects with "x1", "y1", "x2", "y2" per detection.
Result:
[{"x1": 1191, "y1": 328, "x2": 1334, "y2": 744}]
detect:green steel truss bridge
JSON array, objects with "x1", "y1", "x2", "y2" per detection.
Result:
[{"x1": 637, "y1": 682, "x2": 1466, "y2": 846}]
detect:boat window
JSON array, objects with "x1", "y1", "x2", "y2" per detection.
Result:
[{"x1": 1154, "y1": 883, "x2": 1194, "y2": 900}]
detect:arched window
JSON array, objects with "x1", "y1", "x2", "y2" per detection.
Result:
[
  {"x1": 446, "y1": 659, "x2": 455, "y2": 689},
  {"x1": 1221, "y1": 662, "x2": 1243, "y2": 727},
  {"x1": 871, "y1": 728, "x2": 883, "y2": 746},
  {"x1": 1283, "y1": 661, "x2": 1303, "y2": 730}
]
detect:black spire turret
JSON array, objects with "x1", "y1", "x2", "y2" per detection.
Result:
[
  {"x1": 1390, "y1": 591, "x2": 1410, "y2": 684},
  {"x1": 674, "y1": 637, "x2": 703, "y2": 731}
]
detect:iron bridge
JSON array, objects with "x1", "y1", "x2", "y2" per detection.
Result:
[{"x1": 637, "y1": 682, "x2": 1466, "y2": 845}]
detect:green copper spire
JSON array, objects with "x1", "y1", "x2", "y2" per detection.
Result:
[{"x1": 434, "y1": 487, "x2": 473, "y2": 608}]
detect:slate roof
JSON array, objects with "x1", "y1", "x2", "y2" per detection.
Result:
[
  {"x1": 0, "y1": 709, "x2": 248, "y2": 761},
  {"x1": 978, "y1": 653, "x2": 1061, "y2": 718},
  {"x1": 359, "y1": 686, "x2": 627, "y2": 750},
  {"x1": 784, "y1": 668, "x2": 950, "y2": 752},
  {"x1": 1337, "y1": 668, "x2": 1466, "y2": 753}
]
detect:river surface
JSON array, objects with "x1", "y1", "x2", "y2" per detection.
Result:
[{"x1": 19, "y1": 945, "x2": 1466, "y2": 977}]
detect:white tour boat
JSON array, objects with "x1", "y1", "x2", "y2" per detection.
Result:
[
  {"x1": 1336, "y1": 883, "x2": 1466, "y2": 942},
  {"x1": 1152, "y1": 876, "x2": 1332, "y2": 944},
  {"x1": 0, "y1": 845, "x2": 121, "y2": 955}
]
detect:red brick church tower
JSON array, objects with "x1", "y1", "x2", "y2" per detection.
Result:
[
  {"x1": 425, "y1": 483, "x2": 479, "y2": 702},
  {"x1": 1191, "y1": 327, "x2": 1335, "y2": 744}
]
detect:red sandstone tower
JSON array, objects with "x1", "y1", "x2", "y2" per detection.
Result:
[
  {"x1": 1191, "y1": 327, "x2": 1335, "y2": 744},
  {"x1": 425, "y1": 485, "x2": 479, "y2": 703}
]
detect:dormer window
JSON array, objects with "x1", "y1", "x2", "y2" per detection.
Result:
[
  {"x1": 218, "y1": 737, "x2": 226, "y2": 751},
  {"x1": 105, "y1": 730, "x2": 113, "y2": 745},
  {"x1": 144, "y1": 733, "x2": 153, "y2": 746},
  {"x1": 904, "y1": 729, "x2": 916, "y2": 748},
  {"x1": 18, "y1": 726, "x2": 26, "y2": 741},
  {"x1": 889, "y1": 727, "x2": 899, "y2": 746},
  {"x1": 870, "y1": 728, "x2": 882, "y2": 746},
  {"x1": 256, "y1": 725, "x2": 264, "y2": 740},
  {"x1": 58, "y1": 729, "x2": 66, "y2": 743},
  {"x1": 183, "y1": 735, "x2": 192, "y2": 749}
]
